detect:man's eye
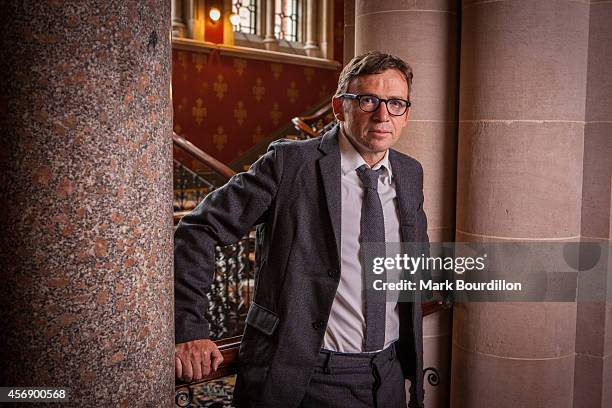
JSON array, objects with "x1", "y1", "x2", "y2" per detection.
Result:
[
  {"x1": 361, "y1": 96, "x2": 377, "y2": 104},
  {"x1": 389, "y1": 100, "x2": 406, "y2": 108}
]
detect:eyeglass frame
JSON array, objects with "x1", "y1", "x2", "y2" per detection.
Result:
[{"x1": 337, "y1": 93, "x2": 411, "y2": 116}]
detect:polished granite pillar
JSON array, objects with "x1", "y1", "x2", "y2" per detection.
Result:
[{"x1": 0, "y1": 1, "x2": 174, "y2": 405}]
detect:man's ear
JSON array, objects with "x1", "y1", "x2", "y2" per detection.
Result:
[{"x1": 332, "y1": 96, "x2": 345, "y2": 122}]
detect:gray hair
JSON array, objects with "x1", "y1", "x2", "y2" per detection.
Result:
[{"x1": 335, "y1": 51, "x2": 413, "y2": 98}]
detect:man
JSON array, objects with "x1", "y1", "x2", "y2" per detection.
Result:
[{"x1": 174, "y1": 51, "x2": 429, "y2": 408}]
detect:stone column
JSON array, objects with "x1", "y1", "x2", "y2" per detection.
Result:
[
  {"x1": 355, "y1": 1, "x2": 459, "y2": 406},
  {"x1": 304, "y1": 0, "x2": 320, "y2": 57},
  {"x1": 453, "y1": 1, "x2": 590, "y2": 407},
  {"x1": 184, "y1": 0, "x2": 195, "y2": 38},
  {"x1": 343, "y1": 0, "x2": 355, "y2": 64},
  {"x1": 304, "y1": 0, "x2": 321, "y2": 57},
  {"x1": 318, "y1": 0, "x2": 331, "y2": 59},
  {"x1": 263, "y1": 0, "x2": 279, "y2": 50},
  {"x1": 0, "y1": 2, "x2": 174, "y2": 406},
  {"x1": 172, "y1": 0, "x2": 187, "y2": 37},
  {"x1": 573, "y1": 1, "x2": 612, "y2": 407}
]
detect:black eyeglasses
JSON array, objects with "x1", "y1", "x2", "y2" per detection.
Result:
[{"x1": 338, "y1": 93, "x2": 411, "y2": 116}]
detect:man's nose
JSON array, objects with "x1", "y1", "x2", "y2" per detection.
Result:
[{"x1": 372, "y1": 101, "x2": 390, "y2": 121}]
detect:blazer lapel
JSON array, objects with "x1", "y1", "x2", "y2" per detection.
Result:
[{"x1": 317, "y1": 126, "x2": 342, "y2": 262}]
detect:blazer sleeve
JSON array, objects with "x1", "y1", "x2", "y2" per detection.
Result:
[{"x1": 174, "y1": 146, "x2": 284, "y2": 344}]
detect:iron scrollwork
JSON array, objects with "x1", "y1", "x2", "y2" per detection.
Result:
[
  {"x1": 423, "y1": 367, "x2": 440, "y2": 386},
  {"x1": 173, "y1": 159, "x2": 215, "y2": 212},
  {"x1": 175, "y1": 388, "x2": 193, "y2": 407},
  {"x1": 205, "y1": 232, "x2": 255, "y2": 339}
]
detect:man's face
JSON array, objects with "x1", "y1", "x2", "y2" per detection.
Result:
[{"x1": 332, "y1": 69, "x2": 410, "y2": 155}]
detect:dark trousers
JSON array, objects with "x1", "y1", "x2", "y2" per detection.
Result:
[{"x1": 298, "y1": 342, "x2": 407, "y2": 408}]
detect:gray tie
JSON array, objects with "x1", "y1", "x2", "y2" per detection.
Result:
[{"x1": 356, "y1": 164, "x2": 386, "y2": 352}]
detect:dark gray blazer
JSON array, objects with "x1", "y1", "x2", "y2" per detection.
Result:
[{"x1": 175, "y1": 125, "x2": 429, "y2": 408}]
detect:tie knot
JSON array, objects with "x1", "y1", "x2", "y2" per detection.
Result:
[{"x1": 357, "y1": 165, "x2": 382, "y2": 190}]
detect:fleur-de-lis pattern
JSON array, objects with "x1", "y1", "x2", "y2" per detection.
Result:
[
  {"x1": 178, "y1": 52, "x2": 189, "y2": 81},
  {"x1": 192, "y1": 53, "x2": 206, "y2": 72},
  {"x1": 213, "y1": 74, "x2": 228, "y2": 100},
  {"x1": 234, "y1": 101, "x2": 247, "y2": 126},
  {"x1": 234, "y1": 58, "x2": 247, "y2": 76},
  {"x1": 252, "y1": 77, "x2": 265, "y2": 102},
  {"x1": 177, "y1": 97, "x2": 187, "y2": 112},
  {"x1": 304, "y1": 67, "x2": 314, "y2": 83},
  {"x1": 191, "y1": 98, "x2": 207, "y2": 126},
  {"x1": 287, "y1": 81, "x2": 299, "y2": 104},
  {"x1": 270, "y1": 103, "x2": 282, "y2": 126},
  {"x1": 270, "y1": 63, "x2": 283, "y2": 79},
  {"x1": 172, "y1": 48, "x2": 341, "y2": 164},
  {"x1": 213, "y1": 126, "x2": 228, "y2": 151}
]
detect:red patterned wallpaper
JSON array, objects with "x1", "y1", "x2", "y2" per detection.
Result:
[{"x1": 172, "y1": 49, "x2": 341, "y2": 169}]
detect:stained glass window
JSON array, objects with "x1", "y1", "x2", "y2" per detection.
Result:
[
  {"x1": 232, "y1": 0, "x2": 258, "y2": 35},
  {"x1": 274, "y1": 0, "x2": 300, "y2": 42}
]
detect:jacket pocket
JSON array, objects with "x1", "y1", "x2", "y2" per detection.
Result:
[{"x1": 245, "y1": 301, "x2": 279, "y2": 336}]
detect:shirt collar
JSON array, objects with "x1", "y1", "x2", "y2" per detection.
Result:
[{"x1": 338, "y1": 128, "x2": 392, "y2": 181}]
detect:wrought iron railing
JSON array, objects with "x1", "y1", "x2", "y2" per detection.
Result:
[
  {"x1": 173, "y1": 133, "x2": 254, "y2": 408},
  {"x1": 173, "y1": 134, "x2": 255, "y2": 408},
  {"x1": 206, "y1": 232, "x2": 256, "y2": 340},
  {"x1": 173, "y1": 159, "x2": 215, "y2": 212},
  {"x1": 172, "y1": 132, "x2": 236, "y2": 223},
  {"x1": 173, "y1": 132, "x2": 254, "y2": 340},
  {"x1": 173, "y1": 132, "x2": 236, "y2": 179}
]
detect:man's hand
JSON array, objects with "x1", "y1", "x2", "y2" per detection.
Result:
[{"x1": 175, "y1": 339, "x2": 224, "y2": 382}]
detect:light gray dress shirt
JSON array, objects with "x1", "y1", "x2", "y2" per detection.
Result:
[{"x1": 322, "y1": 129, "x2": 401, "y2": 353}]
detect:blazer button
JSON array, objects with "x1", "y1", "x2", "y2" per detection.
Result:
[
  {"x1": 327, "y1": 268, "x2": 337, "y2": 278},
  {"x1": 312, "y1": 320, "x2": 325, "y2": 330}
]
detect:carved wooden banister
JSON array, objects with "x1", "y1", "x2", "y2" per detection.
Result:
[
  {"x1": 291, "y1": 101, "x2": 334, "y2": 139},
  {"x1": 298, "y1": 101, "x2": 333, "y2": 122},
  {"x1": 291, "y1": 117, "x2": 321, "y2": 138},
  {"x1": 173, "y1": 132, "x2": 236, "y2": 179}
]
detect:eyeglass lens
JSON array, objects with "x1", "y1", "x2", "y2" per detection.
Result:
[{"x1": 359, "y1": 95, "x2": 407, "y2": 116}]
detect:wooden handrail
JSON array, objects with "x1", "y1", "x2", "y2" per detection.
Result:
[
  {"x1": 173, "y1": 132, "x2": 236, "y2": 179},
  {"x1": 291, "y1": 101, "x2": 334, "y2": 138},
  {"x1": 173, "y1": 210, "x2": 192, "y2": 224},
  {"x1": 297, "y1": 101, "x2": 332, "y2": 122},
  {"x1": 291, "y1": 117, "x2": 322, "y2": 138},
  {"x1": 175, "y1": 336, "x2": 241, "y2": 388}
]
